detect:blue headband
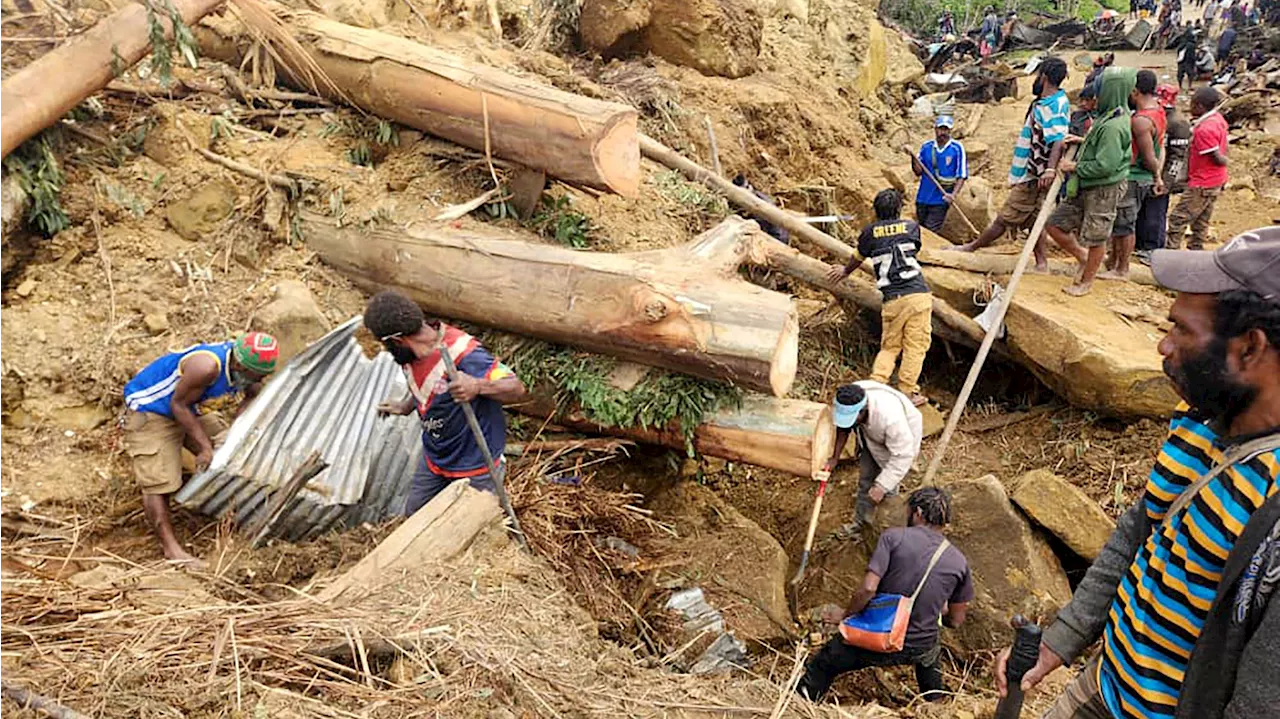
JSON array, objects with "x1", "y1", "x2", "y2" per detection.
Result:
[{"x1": 833, "y1": 397, "x2": 867, "y2": 429}]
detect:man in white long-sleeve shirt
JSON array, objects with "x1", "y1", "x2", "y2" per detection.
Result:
[{"x1": 822, "y1": 381, "x2": 924, "y2": 538}]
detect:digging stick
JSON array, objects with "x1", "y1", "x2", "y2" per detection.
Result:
[
  {"x1": 437, "y1": 342, "x2": 527, "y2": 548},
  {"x1": 790, "y1": 470, "x2": 830, "y2": 587},
  {"x1": 902, "y1": 146, "x2": 980, "y2": 236},
  {"x1": 921, "y1": 148, "x2": 1073, "y2": 485}
]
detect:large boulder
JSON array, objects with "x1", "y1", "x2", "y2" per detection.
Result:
[
  {"x1": 1012, "y1": 469, "x2": 1115, "y2": 562},
  {"x1": 648, "y1": 481, "x2": 792, "y2": 641},
  {"x1": 938, "y1": 175, "x2": 994, "y2": 245},
  {"x1": 580, "y1": 0, "x2": 651, "y2": 53},
  {"x1": 252, "y1": 280, "x2": 329, "y2": 367},
  {"x1": 921, "y1": 263, "x2": 1179, "y2": 419},
  {"x1": 643, "y1": 0, "x2": 763, "y2": 78},
  {"x1": 945, "y1": 474, "x2": 1072, "y2": 652}
]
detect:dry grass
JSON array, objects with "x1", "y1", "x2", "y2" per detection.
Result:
[{"x1": 0, "y1": 457, "x2": 889, "y2": 719}]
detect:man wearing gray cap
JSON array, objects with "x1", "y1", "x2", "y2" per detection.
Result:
[{"x1": 995, "y1": 228, "x2": 1279, "y2": 719}]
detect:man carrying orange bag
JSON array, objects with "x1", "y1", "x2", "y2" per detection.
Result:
[{"x1": 796, "y1": 488, "x2": 974, "y2": 703}]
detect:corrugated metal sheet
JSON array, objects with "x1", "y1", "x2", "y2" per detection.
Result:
[{"x1": 175, "y1": 318, "x2": 421, "y2": 541}]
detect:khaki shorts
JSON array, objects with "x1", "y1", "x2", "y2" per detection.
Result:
[
  {"x1": 1049, "y1": 181, "x2": 1127, "y2": 248},
  {"x1": 998, "y1": 180, "x2": 1048, "y2": 228},
  {"x1": 123, "y1": 411, "x2": 228, "y2": 495},
  {"x1": 1111, "y1": 180, "x2": 1152, "y2": 237}
]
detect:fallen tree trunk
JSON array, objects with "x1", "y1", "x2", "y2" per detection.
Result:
[
  {"x1": 515, "y1": 395, "x2": 834, "y2": 477},
  {"x1": 917, "y1": 248, "x2": 1159, "y2": 287},
  {"x1": 319, "y1": 481, "x2": 501, "y2": 603},
  {"x1": 302, "y1": 214, "x2": 799, "y2": 396},
  {"x1": 743, "y1": 234, "x2": 1002, "y2": 355},
  {"x1": 197, "y1": 8, "x2": 639, "y2": 195},
  {"x1": 1, "y1": 0, "x2": 226, "y2": 159}
]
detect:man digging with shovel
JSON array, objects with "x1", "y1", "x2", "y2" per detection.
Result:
[{"x1": 365, "y1": 291, "x2": 527, "y2": 515}]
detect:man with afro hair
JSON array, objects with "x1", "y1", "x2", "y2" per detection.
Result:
[{"x1": 365, "y1": 290, "x2": 526, "y2": 514}]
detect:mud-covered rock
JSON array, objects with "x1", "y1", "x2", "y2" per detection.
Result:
[
  {"x1": 946, "y1": 474, "x2": 1072, "y2": 652},
  {"x1": 580, "y1": 0, "x2": 651, "y2": 54},
  {"x1": 143, "y1": 104, "x2": 213, "y2": 168},
  {"x1": 938, "y1": 175, "x2": 994, "y2": 245},
  {"x1": 166, "y1": 181, "x2": 236, "y2": 241},
  {"x1": 1012, "y1": 469, "x2": 1115, "y2": 562},
  {"x1": 252, "y1": 280, "x2": 329, "y2": 366},
  {"x1": 644, "y1": 0, "x2": 763, "y2": 78},
  {"x1": 648, "y1": 481, "x2": 792, "y2": 641}
]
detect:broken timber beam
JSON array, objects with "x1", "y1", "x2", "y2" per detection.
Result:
[
  {"x1": 302, "y1": 213, "x2": 799, "y2": 396},
  {"x1": 1, "y1": 0, "x2": 228, "y2": 159},
  {"x1": 197, "y1": 6, "x2": 640, "y2": 195}
]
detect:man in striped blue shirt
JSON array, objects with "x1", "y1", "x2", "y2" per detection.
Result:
[
  {"x1": 995, "y1": 229, "x2": 1280, "y2": 719},
  {"x1": 910, "y1": 116, "x2": 967, "y2": 235},
  {"x1": 957, "y1": 56, "x2": 1070, "y2": 270}
]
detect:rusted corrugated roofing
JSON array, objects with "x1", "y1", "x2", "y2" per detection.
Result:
[{"x1": 175, "y1": 318, "x2": 420, "y2": 540}]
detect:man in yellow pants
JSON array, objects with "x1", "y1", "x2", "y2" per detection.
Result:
[{"x1": 829, "y1": 189, "x2": 933, "y2": 406}]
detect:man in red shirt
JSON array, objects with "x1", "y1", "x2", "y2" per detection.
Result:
[{"x1": 1166, "y1": 86, "x2": 1228, "y2": 250}]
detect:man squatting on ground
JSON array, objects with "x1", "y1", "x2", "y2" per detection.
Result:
[
  {"x1": 828, "y1": 189, "x2": 933, "y2": 407},
  {"x1": 996, "y1": 229, "x2": 1280, "y2": 719},
  {"x1": 123, "y1": 332, "x2": 280, "y2": 568},
  {"x1": 797, "y1": 487, "x2": 973, "y2": 702},
  {"x1": 363, "y1": 290, "x2": 527, "y2": 514},
  {"x1": 821, "y1": 382, "x2": 924, "y2": 538},
  {"x1": 909, "y1": 115, "x2": 968, "y2": 235}
]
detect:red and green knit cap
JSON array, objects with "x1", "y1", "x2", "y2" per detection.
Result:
[{"x1": 233, "y1": 332, "x2": 280, "y2": 374}]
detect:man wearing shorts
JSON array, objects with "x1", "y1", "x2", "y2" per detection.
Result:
[
  {"x1": 123, "y1": 332, "x2": 279, "y2": 567},
  {"x1": 1105, "y1": 69, "x2": 1166, "y2": 282},
  {"x1": 1045, "y1": 67, "x2": 1135, "y2": 297},
  {"x1": 956, "y1": 57, "x2": 1070, "y2": 272}
]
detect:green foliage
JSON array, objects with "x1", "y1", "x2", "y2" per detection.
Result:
[
  {"x1": 144, "y1": 0, "x2": 199, "y2": 85},
  {"x1": 528, "y1": 194, "x2": 593, "y2": 248},
  {"x1": 652, "y1": 170, "x2": 729, "y2": 230},
  {"x1": 3, "y1": 132, "x2": 70, "y2": 237},
  {"x1": 883, "y1": 0, "x2": 1128, "y2": 35},
  {"x1": 323, "y1": 117, "x2": 399, "y2": 167},
  {"x1": 492, "y1": 336, "x2": 742, "y2": 455}
]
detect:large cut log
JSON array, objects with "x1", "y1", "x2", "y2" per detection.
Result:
[
  {"x1": 320, "y1": 481, "x2": 501, "y2": 604},
  {"x1": 197, "y1": 8, "x2": 639, "y2": 195},
  {"x1": 302, "y1": 213, "x2": 799, "y2": 396},
  {"x1": 1, "y1": 0, "x2": 226, "y2": 159},
  {"x1": 516, "y1": 395, "x2": 834, "y2": 477}
]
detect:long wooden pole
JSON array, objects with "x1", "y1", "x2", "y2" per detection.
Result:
[
  {"x1": 1, "y1": 0, "x2": 227, "y2": 159},
  {"x1": 901, "y1": 146, "x2": 980, "y2": 236},
  {"x1": 437, "y1": 342, "x2": 527, "y2": 548},
  {"x1": 921, "y1": 153, "x2": 1072, "y2": 485},
  {"x1": 639, "y1": 134, "x2": 857, "y2": 261}
]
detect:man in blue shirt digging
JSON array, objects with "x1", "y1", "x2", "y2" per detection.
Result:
[{"x1": 910, "y1": 115, "x2": 968, "y2": 235}]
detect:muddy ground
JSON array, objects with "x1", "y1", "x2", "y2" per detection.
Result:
[{"x1": 3, "y1": 0, "x2": 1279, "y2": 716}]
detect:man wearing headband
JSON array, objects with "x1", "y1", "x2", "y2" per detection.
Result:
[
  {"x1": 822, "y1": 381, "x2": 925, "y2": 537},
  {"x1": 122, "y1": 331, "x2": 279, "y2": 568},
  {"x1": 365, "y1": 291, "x2": 526, "y2": 515},
  {"x1": 909, "y1": 115, "x2": 968, "y2": 235}
]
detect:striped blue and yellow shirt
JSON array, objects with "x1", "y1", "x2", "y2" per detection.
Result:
[{"x1": 1098, "y1": 403, "x2": 1280, "y2": 718}]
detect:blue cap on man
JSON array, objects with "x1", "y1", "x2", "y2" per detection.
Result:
[{"x1": 935, "y1": 115, "x2": 955, "y2": 129}]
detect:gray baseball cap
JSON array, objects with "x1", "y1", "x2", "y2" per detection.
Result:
[{"x1": 1151, "y1": 227, "x2": 1280, "y2": 300}]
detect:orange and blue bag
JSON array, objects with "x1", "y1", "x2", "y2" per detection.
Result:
[{"x1": 838, "y1": 539, "x2": 950, "y2": 653}]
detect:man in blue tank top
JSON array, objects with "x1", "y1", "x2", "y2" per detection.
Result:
[
  {"x1": 363, "y1": 291, "x2": 526, "y2": 515},
  {"x1": 121, "y1": 332, "x2": 279, "y2": 568}
]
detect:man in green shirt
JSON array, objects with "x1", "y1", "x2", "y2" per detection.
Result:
[{"x1": 1044, "y1": 67, "x2": 1135, "y2": 297}]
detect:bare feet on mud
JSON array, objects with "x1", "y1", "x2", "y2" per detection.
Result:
[
  {"x1": 164, "y1": 550, "x2": 209, "y2": 572},
  {"x1": 908, "y1": 393, "x2": 929, "y2": 407},
  {"x1": 1063, "y1": 282, "x2": 1093, "y2": 297},
  {"x1": 1096, "y1": 269, "x2": 1129, "y2": 281},
  {"x1": 1030, "y1": 263, "x2": 1049, "y2": 274}
]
